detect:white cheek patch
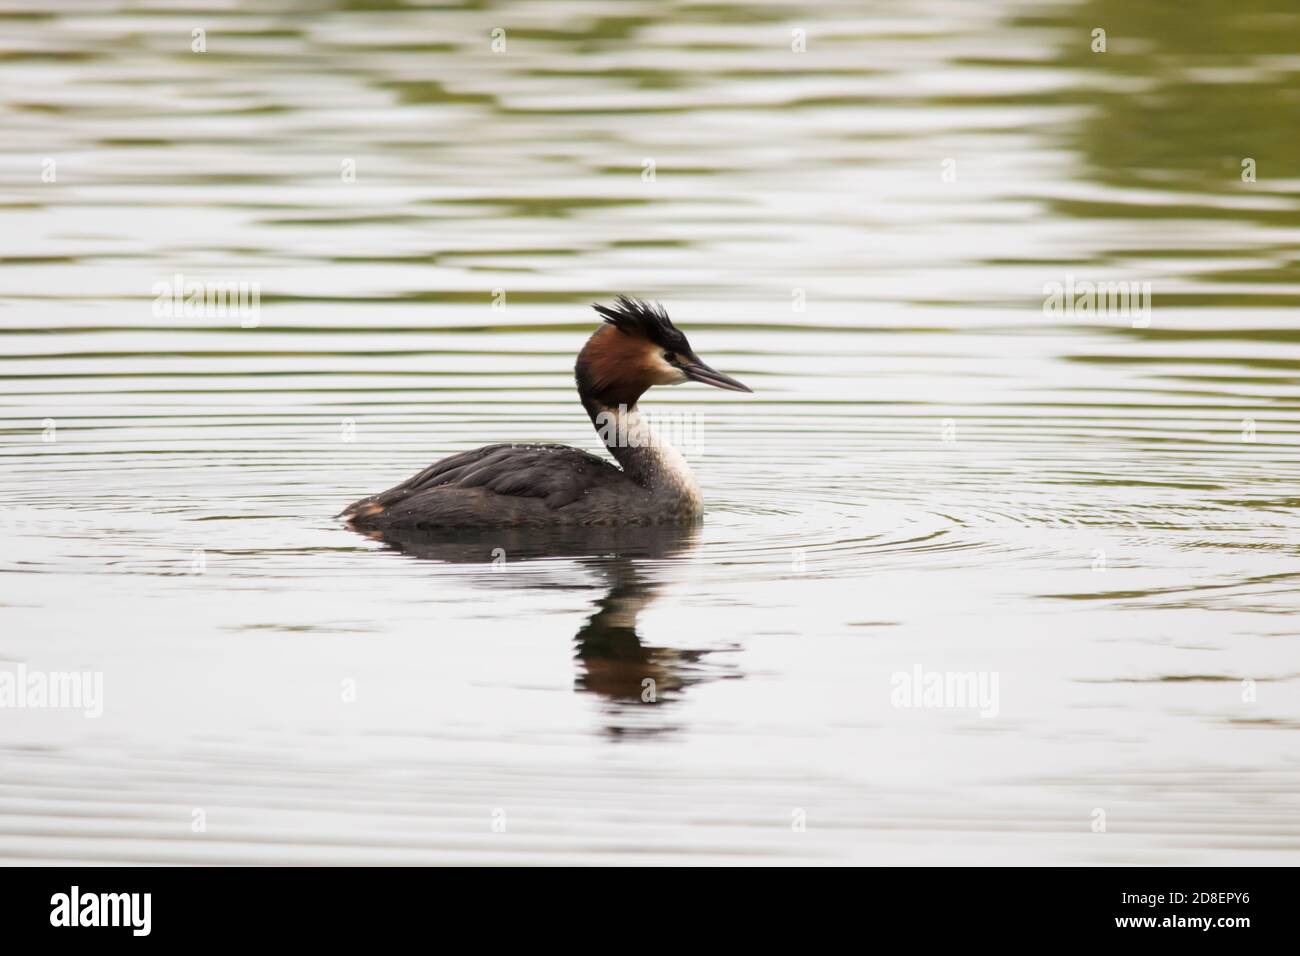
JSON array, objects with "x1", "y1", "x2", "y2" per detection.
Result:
[{"x1": 650, "y1": 351, "x2": 688, "y2": 385}]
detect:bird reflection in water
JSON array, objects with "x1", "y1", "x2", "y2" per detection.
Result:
[{"x1": 356, "y1": 522, "x2": 738, "y2": 735}]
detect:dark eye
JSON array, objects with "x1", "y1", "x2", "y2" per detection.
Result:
[{"x1": 662, "y1": 351, "x2": 677, "y2": 364}]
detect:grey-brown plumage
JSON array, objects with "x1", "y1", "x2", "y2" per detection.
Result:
[
  {"x1": 339, "y1": 297, "x2": 751, "y2": 531},
  {"x1": 342, "y1": 443, "x2": 647, "y2": 528}
]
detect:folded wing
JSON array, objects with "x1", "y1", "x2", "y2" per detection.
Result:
[{"x1": 340, "y1": 443, "x2": 635, "y2": 527}]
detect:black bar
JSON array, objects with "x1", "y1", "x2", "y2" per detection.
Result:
[{"x1": 0, "y1": 866, "x2": 1289, "y2": 942}]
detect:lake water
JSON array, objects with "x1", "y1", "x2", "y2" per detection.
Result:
[{"x1": 1, "y1": 0, "x2": 1298, "y2": 864}]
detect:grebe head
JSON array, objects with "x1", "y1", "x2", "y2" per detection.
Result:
[{"x1": 576, "y1": 296, "x2": 751, "y2": 408}]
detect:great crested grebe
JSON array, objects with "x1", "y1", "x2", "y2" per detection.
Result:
[{"x1": 340, "y1": 296, "x2": 751, "y2": 530}]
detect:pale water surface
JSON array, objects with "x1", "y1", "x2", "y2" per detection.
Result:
[{"x1": 1, "y1": 0, "x2": 1299, "y2": 864}]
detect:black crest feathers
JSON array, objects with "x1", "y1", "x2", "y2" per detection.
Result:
[{"x1": 591, "y1": 296, "x2": 690, "y2": 352}]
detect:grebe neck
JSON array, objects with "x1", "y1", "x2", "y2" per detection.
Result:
[{"x1": 583, "y1": 399, "x2": 701, "y2": 509}]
